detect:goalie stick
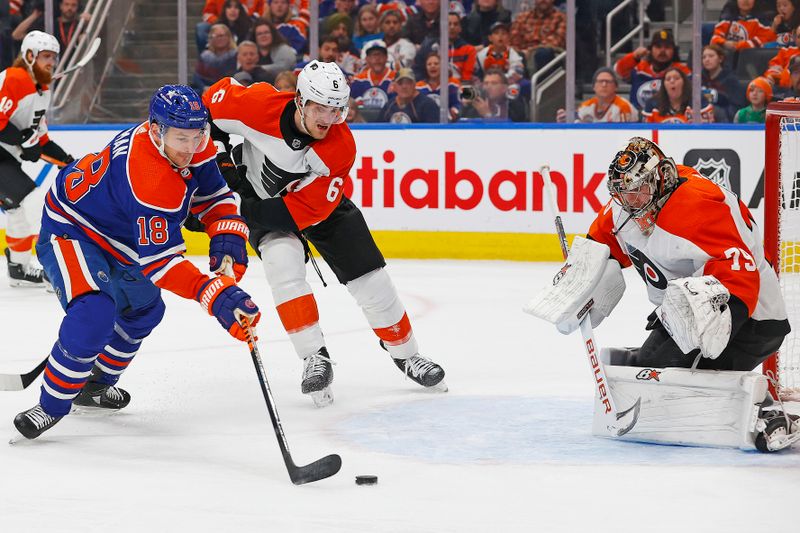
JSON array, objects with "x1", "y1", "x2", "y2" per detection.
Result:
[
  {"x1": 52, "y1": 37, "x2": 101, "y2": 80},
  {"x1": 540, "y1": 165, "x2": 641, "y2": 436},
  {"x1": 0, "y1": 357, "x2": 47, "y2": 391},
  {"x1": 240, "y1": 315, "x2": 342, "y2": 485}
]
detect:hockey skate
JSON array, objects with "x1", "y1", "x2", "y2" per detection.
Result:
[
  {"x1": 393, "y1": 355, "x2": 448, "y2": 391},
  {"x1": 755, "y1": 405, "x2": 800, "y2": 452},
  {"x1": 5, "y1": 248, "x2": 49, "y2": 289},
  {"x1": 379, "y1": 340, "x2": 447, "y2": 391},
  {"x1": 12, "y1": 404, "x2": 62, "y2": 440},
  {"x1": 302, "y1": 347, "x2": 334, "y2": 407},
  {"x1": 72, "y1": 371, "x2": 131, "y2": 413}
]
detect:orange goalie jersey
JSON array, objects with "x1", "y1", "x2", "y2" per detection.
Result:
[
  {"x1": 202, "y1": 77, "x2": 356, "y2": 231},
  {"x1": 588, "y1": 165, "x2": 788, "y2": 328}
]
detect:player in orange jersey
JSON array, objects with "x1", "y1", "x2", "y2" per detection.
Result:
[
  {"x1": 203, "y1": 61, "x2": 447, "y2": 407},
  {"x1": 0, "y1": 31, "x2": 73, "y2": 288}
]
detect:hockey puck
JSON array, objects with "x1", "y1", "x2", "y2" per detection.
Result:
[{"x1": 355, "y1": 475, "x2": 378, "y2": 486}]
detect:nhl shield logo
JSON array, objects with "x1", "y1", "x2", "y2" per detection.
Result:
[
  {"x1": 292, "y1": 138, "x2": 301, "y2": 149},
  {"x1": 695, "y1": 157, "x2": 732, "y2": 190}
]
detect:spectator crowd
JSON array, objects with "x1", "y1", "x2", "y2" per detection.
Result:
[{"x1": 4, "y1": 0, "x2": 800, "y2": 125}]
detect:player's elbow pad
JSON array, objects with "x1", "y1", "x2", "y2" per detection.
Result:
[{"x1": 240, "y1": 196, "x2": 300, "y2": 233}]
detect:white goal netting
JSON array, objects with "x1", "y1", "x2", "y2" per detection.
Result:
[{"x1": 775, "y1": 115, "x2": 800, "y2": 399}]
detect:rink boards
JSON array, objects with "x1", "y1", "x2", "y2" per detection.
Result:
[{"x1": 0, "y1": 123, "x2": 766, "y2": 261}]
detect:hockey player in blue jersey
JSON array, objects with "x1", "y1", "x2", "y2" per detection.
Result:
[{"x1": 12, "y1": 85, "x2": 260, "y2": 440}]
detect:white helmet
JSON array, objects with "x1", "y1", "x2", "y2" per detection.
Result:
[
  {"x1": 21, "y1": 31, "x2": 60, "y2": 67},
  {"x1": 296, "y1": 60, "x2": 350, "y2": 124}
]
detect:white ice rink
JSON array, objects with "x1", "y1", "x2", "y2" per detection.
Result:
[{"x1": 1, "y1": 258, "x2": 799, "y2": 533}]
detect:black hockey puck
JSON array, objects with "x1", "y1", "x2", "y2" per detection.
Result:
[{"x1": 355, "y1": 475, "x2": 378, "y2": 485}]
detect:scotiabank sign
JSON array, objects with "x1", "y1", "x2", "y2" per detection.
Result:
[
  {"x1": 346, "y1": 127, "x2": 767, "y2": 234},
  {"x1": 1, "y1": 126, "x2": 767, "y2": 237}
]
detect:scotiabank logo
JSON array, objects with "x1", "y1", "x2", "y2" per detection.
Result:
[{"x1": 342, "y1": 151, "x2": 608, "y2": 213}]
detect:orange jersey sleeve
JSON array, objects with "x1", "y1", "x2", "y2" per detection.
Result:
[
  {"x1": 587, "y1": 201, "x2": 633, "y2": 268},
  {"x1": 0, "y1": 68, "x2": 30, "y2": 131},
  {"x1": 203, "y1": 77, "x2": 286, "y2": 139},
  {"x1": 658, "y1": 169, "x2": 760, "y2": 315}
]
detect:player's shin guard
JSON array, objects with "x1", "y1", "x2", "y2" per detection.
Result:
[
  {"x1": 39, "y1": 293, "x2": 116, "y2": 417},
  {"x1": 261, "y1": 232, "x2": 325, "y2": 358},
  {"x1": 347, "y1": 268, "x2": 418, "y2": 358},
  {"x1": 4, "y1": 207, "x2": 34, "y2": 264}
]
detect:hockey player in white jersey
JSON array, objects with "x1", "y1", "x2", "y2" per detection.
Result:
[
  {"x1": 526, "y1": 137, "x2": 798, "y2": 452},
  {"x1": 0, "y1": 31, "x2": 73, "y2": 287},
  {"x1": 202, "y1": 61, "x2": 446, "y2": 407}
]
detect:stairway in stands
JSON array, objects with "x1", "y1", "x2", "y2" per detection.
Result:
[{"x1": 89, "y1": 0, "x2": 204, "y2": 123}]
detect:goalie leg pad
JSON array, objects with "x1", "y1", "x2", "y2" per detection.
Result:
[
  {"x1": 594, "y1": 364, "x2": 768, "y2": 449},
  {"x1": 524, "y1": 236, "x2": 625, "y2": 334},
  {"x1": 656, "y1": 275, "x2": 732, "y2": 359}
]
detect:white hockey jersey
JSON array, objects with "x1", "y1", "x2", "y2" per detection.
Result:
[
  {"x1": 0, "y1": 66, "x2": 51, "y2": 162},
  {"x1": 588, "y1": 165, "x2": 787, "y2": 324}
]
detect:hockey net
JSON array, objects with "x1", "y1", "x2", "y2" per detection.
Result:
[{"x1": 765, "y1": 101, "x2": 800, "y2": 401}]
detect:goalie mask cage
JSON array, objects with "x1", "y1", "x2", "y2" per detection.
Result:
[{"x1": 765, "y1": 101, "x2": 800, "y2": 401}]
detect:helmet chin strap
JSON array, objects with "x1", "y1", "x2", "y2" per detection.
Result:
[
  {"x1": 295, "y1": 95, "x2": 312, "y2": 135},
  {"x1": 148, "y1": 123, "x2": 186, "y2": 168}
]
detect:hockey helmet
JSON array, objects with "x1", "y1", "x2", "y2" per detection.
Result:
[
  {"x1": 296, "y1": 60, "x2": 350, "y2": 125},
  {"x1": 21, "y1": 31, "x2": 60, "y2": 67},
  {"x1": 148, "y1": 85, "x2": 210, "y2": 165},
  {"x1": 607, "y1": 137, "x2": 678, "y2": 234}
]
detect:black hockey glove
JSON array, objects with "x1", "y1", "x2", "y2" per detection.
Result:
[
  {"x1": 217, "y1": 152, "x2": 243, "y2": 190},
  {"x1": 20, "y1": 144, "x2": 42, "y2": 162},
  {"x1": 19, "y1": 128, "x2": 42, "y2": 162},
  {"x1": 184, "y1": 213, "x2": 206, "y2": 233}
]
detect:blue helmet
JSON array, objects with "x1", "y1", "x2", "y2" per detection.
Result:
[{"x1": 149, "y1": 85, "x2": 208, "y2": 130}]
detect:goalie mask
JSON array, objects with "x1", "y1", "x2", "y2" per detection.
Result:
[{"x1": 607, "y1": 137, "x2": 678, "y2": 235}]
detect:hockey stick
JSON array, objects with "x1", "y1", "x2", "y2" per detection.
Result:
[
  {"x1": 240, "y1": 315, "x2": 342, "y2": 485},
  {"x1": 52, "y1": 37, "x2": 101, "y2": 81},
  {"x1": 0, "y1": 357, "x2": 47, "y2": 391},
  {"x1": 40, "y1": 154, "x2": 70, "y2": 168},
  {"x1": 541, "y1": 165, "x2": 641, "y2": 436}
]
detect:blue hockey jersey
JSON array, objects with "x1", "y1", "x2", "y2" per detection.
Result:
[{"x1": 40, "y1": 122, "x2": 240, "y2": 299}]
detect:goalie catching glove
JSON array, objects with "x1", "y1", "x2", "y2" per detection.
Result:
[
  {"x1": 656, "y1": 275, "x2": 732, "y2": 359},
  {"x1": 524, "y1": 236, "x2": 626, "y2": 334}
]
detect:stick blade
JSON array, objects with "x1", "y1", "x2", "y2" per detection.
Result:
[
  {"x1": 77, "y1": 37, "x2": 101, "y2": 67},
  {"x1": 0, "y1": 358, "x2": 47, "y2": 391},
  {"x1": 288, "y1": 453, "x2": 342, "y2": 485}
]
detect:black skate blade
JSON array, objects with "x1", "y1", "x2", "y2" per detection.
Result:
[{"x1": 288, "y1": 453, "x2": 342, "y2": 485}]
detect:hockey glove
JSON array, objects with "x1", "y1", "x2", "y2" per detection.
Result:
[
  {"x1": 19, "y1": 127, "x2": 42, "y2": 162},
  {"x1": 207, "y1": 217, "x2": 249, "y2": 282},
  {"x1": 217, "y1": 152, "x2": 243, "y2": 190},
  {"x1": 656, "y1": 275, "x2": 732, "y2": 359},
  {"x1": 197, "y1": 276, "x2": 260, "y2": 341}
]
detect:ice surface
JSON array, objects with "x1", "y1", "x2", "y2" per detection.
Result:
[{"x1": 1, "y1": 259, "x2": 798, "y2": 533}]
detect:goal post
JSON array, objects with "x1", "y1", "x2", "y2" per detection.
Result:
[{"x1": 764, "y1": 100, "x2": 800, "y2": 401}]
